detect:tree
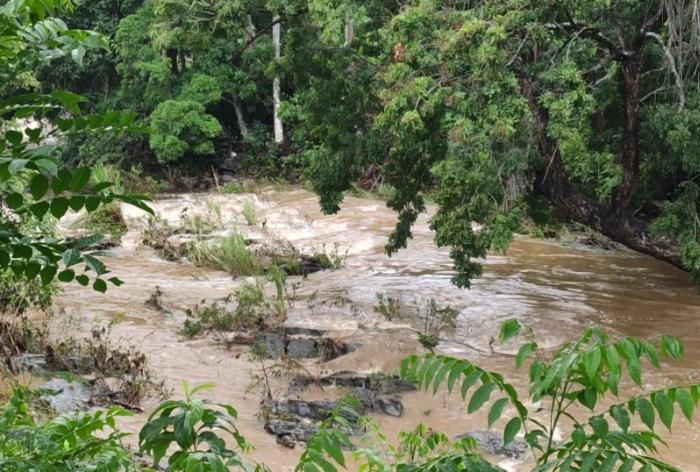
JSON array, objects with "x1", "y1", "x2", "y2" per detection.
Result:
[{"x1": 298, "y1": 0, "x2": 700, "y2": 286}]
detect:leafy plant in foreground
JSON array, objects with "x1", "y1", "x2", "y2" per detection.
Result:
[
  {"x1": 0, "y1": 0, "x2": 152, "y2": 292},
  {"x1": 139, "y1": 381, "x2": 265, "y2": 471},
  {"x1": 0, "y1": 387, "x2": 133, "y2": 471},
  {"x1": 402, "y1": 321, "x2": 695, "y2": 471}
]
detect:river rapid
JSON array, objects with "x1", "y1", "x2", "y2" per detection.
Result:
[{"x1": 55, "y1": 188, "x2": 700, "y2": 471}]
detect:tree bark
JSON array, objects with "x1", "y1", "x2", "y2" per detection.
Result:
[{"x1": 272, "y1": 15, "x2": 284, "y2": 145}]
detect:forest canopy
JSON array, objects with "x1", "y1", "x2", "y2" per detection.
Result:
[{"x1": 15, "y1": 0, "x2": 700, "y2": 287}]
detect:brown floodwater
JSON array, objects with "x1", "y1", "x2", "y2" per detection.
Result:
[{"x1": 55, "y1": 188, "x2": 700, "y2": 471}]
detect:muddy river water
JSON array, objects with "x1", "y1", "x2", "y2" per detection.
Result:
[{"x1": 55, "y1": 188, "x2": 700, "y2": 471}]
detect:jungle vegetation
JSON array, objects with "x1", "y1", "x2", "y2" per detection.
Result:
[{"x1": 3, "y1": 1, "x2": 700, "y2": 471}]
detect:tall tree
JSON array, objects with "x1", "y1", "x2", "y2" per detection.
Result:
[{"x1": 297, "y1": 0, "x2": 700, "y2": 286}]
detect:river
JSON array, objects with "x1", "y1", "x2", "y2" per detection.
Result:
[{"x1": 55, "y1": 188, "x2": 700, "y2": 471}]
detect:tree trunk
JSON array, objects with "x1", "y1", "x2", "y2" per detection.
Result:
[
  {"x1": 167, "y1": 48, "x2": 178, "y2": 75},
  {"x1": 517, "y1": 72, "x2": 684, "y2": 270},
  {"x1": 611, "y1": 59, "x2": 642, "y2": 220},
  {"x1": 232, "y1": 95, "x2": 249, "y2": 139},
  {"x1": 272, "y1": 15, "x2": 284, "y2": 145}
]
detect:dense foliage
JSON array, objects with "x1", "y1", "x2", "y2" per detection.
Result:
[{"x1": 27, "y1": 0, "x2": 700, "y2": 285}]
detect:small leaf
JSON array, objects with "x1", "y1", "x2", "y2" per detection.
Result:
[
  {"x1": 50, "y1": 197, "x2": 70, "y2": 219},
  {"x1": 76, "y1": 274, "x2": 89, "y2": 286},
  {"x1": 58, "y1": 270, "x2": 75, "y2": 282},
  {"x1": 93, "y1": 278, "x2": 107, "y2": 293},
  {"x1": 516, "y1": 342, "x2": 536, "y2": 369},
  {"x1": 30, "y1": 202, "x2": 50, "y2": 218},
  {"x1": 652, "y1": 392, "x2": 674, "y2": 431},
  {"x1": 467, "y1": 382, "x2": 496, "y2": 413},
  {"x1": 499, "y1": 320, "x2": 521, "y2": 342},
  {"x1": 503, "y1": 417, "x2": 521, "y2": 446},
  {"x1": 675, "y1": 388, "x2": 695, "y2": 421},
  {"x1": 30, "y1": 174, "x2": 49, "y2": 200},
  {"x1": 583, "y1": 348, "x2": 602, "y2": 382},
  {"x1": 70, "y1": 167, "x2": 92, "y2": 192},
  {"x1": 487, "y1": 398, "x2": 509, "y2": 428},
  {"x1": 63, "y1": 248, "x2": 80, "y2": 267},
  {"x1": 636, "y1": 398, "x2": 655, "y2": 430},
  {"x1": 40, "y1": 266, "x2": 57, "y2": 285},
  {"x1": 661, "y1": 336, "x2": 684, "y2": 359},
  {"x1": 24, "y1": 262, "x2": 41, "y2": 279},
  {"x1": 610, "y1": 405, "x2": 630, "y2": 432},
  {"x1": 5, "y1": 193, "x2": 23, "y2": 210}
]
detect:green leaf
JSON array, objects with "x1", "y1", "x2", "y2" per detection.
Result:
[
  {"x1": 515, "y1": 342, "x2": 536, "y2": 369},
  {"x1": 487, "y1": 398, "x2": 509, "y2": 428},
  {"x1": 30, "y1": 174, "x2": 49, "y2": 200},
  {"x1": 460, "y1": 369, "x2": 482, "y2": 400},
  {"x1": 63, "y1": 248, "x2": 80, "y2": 267},
  {"x1": 76, "y1": 274, "x2": 89, "y2": 286},
  {"x1": 610, "y1": 405, "x2": 630, "y2": 432},
  {"x1": 50, "y1": 197, "x2": 70, "y2": 219},
  {"x1": 467, "y1": 382, "x2": 496, "y2": 413},
  {"x1": 5, "y1": 193, "x2": 23, "y2": 210},
  {"x1": 5, "y1": 130, "x2": 23, "y2": 145},
  {"x1": 675, "y1": 388, "x2": 695, "y2": 421},
  {"x1": 499, "y1": 319, "x2": 521, "y2": 342},
  {"x1": 589, "y1": 415, "x2": 608, "y2": 438},
  {"x1": 503, "y1": 417, "x2": 521, "y2": 446},
  {"x1": 69, "y1": 196, "x2": 85, "y2": 211},
  {"x1": 93, "y1": 278, "x2": 107, "y2": 293},
  {"x1": 58, "y1": 270, "x2": 75, "y2": 282},
  {"x1": 626, "y1": 356, "x2": 642, "y2": 386},
  {"x1": 85, "y1": 196, "x2": 101, "y2": 212},
  {"x1": 660, "y1": 336, "x2": 683, "y2": 359},
  {"x1": 652, "y1": 392, "x2": 674, "y2": 431},
  {"x1": 24, "y1": 262, "x2": 41, "y2": 279},
  {"x1": 70, "y1": 167, "x2": 92, "y2": 192},
  {"x1": 636, "y1": 398, "x2": 655, "y2": 430},
  {"x1": 40, "y1": 266, "x2": 57, "y2": 285},
  {"x1": 583, "y1": 348, "x2": 602, "y2": 382},
  {"x1": 30, "y1": 202, "x2": 50, "y2": 218}
]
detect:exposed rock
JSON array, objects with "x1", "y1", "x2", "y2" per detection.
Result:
[
  {"x1": 263, "y1": 399, "x2": 337, "y2": 422},
  {"x1": 15, "y1": 352, "x2": 94, "y2": 374},
  {"x1": 354, "y1": 388, "x2": 404, "y2": 417},
  {"x1": 254, "y1": 331, "x2": 353, "y2": 361},
  {"x1": 284, "y1": 327, "x2": 327, "y2": 337},
  {"x1": 286, "y1": 338, "x2": 318, "y2": 359},
  {"x1": 15, "y1": 353, "x2": 47, "y2": 372},
  {"x1": 459, "y1": 430, "x2": 528, "y2": 459},
  {"x1": 40, "y1": 378, "x2": 94, "y2": 414},
  {"x1": 288, "y1": 371, "x2": 416, "y2": 395},
  {"x1": 265, "y1": 418, "x2": 318, "y2": 446},
  {"x1": 259, "y1": 332, "x2": 286, "y2": 359}
]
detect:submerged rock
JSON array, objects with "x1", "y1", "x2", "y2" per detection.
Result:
[
  {"x1": 459, "y1": 430, "x2": 528, "y2": 459},
  {"x1": 40, "y1": 378, "x2": 94, "y2": 414}
]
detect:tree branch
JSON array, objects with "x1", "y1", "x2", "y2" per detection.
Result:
[{"x1": 644, "y1": 31, "x2": 686, "y2": 109}]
